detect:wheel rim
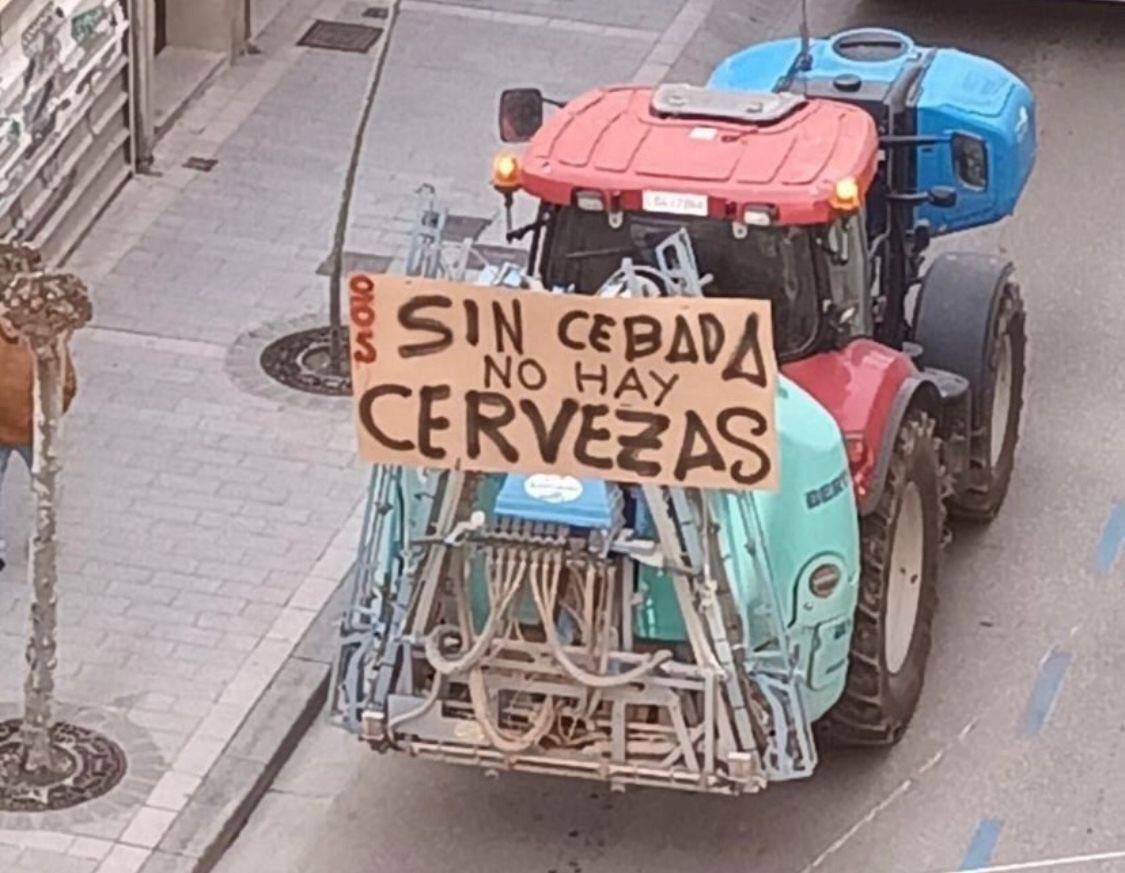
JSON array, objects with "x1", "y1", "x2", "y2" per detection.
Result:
[
  {"x1": 990, "y1": 332, "x2": 1014, "y2": 466},
  {"x1": 885, "y1": 481, "x2": 925, "y2": 674}
]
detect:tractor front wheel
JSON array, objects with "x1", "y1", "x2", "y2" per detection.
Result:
[
  {"x1": 951, "y1": 281, "x2": 1026, "y2": 522},
  {"x1": 818, "y1": 411, "x2": 943, "y2": 746}
]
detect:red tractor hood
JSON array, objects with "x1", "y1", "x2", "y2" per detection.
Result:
[{"x1": 519, "y1": 85, "x2": 879, "y2": 226}]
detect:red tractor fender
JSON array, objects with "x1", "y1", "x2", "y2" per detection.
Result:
[{"x1": 782, "y1": 339, "x2": 941, "y2": 516}]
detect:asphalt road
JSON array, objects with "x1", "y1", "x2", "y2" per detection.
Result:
[{"x1": 216, "y1": 2, "x2": 1125, "y2": 872}]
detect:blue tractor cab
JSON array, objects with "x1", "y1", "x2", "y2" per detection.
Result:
[
  {"x1": 708, "y1": 27, "x2": 1036, "y2": 356},
  {"x1": 709, "y1": 28, "x2": 1036, "y2": 237}
]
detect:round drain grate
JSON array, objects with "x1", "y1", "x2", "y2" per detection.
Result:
[
  {"x1": 0, "y1": 720, "x2": 128, "y2": 812},
  {"x1": 259, "y1": 326, "x2": 352, "y2": 396}
]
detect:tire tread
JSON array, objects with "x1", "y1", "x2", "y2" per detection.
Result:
[{"x1": 818, "y1": 412, "x2": 943, "y2": 747}]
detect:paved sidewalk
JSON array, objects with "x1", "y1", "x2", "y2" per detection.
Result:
[
  {"x1": 0, "y1": 1, "x2": 389, "y2": 871},
  {"x1": 0, "y1": 0, "x2": 735, "y2": 870}
]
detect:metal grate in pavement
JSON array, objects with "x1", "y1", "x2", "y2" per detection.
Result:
[
  {"x1": 473, "y1": 244, "x2": 527, "y2": 266},
  {"x1": 297, "y1": 20, "x2": 383, "y2": 53},
  {"x1": 184, "y1": 156, "x2": 218, "y2": 172},
  {"x1": 260, "y1": 327, "x2": 353, "y2": 396},
  {"x1": 362, "y1": 6, "x2": 389, "y2": 19},
  {"x1": 315, "y1": 251, "x2": 392, "y2": 277},
  {"x1": 0, "y1": 720, "x2": 127, "y2": 812},
  {"x1": 441, "y1": 214, "x2": 492, "y2": 242}
]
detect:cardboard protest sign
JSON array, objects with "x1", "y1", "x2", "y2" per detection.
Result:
[{"x1": 348, "y1": 274, "x2": 779, "y2": 491}]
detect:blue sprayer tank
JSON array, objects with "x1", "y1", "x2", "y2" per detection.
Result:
[{"x1": 708, "y1": 28, "x2": 1037, "y2": 235}]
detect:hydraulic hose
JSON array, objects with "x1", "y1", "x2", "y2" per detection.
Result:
[
  {"x1": 467, "y1": 666, "x2": 555, "y2": 753},
  {"x1": 531, "y1": 552, "x2": 672, "y2": 689},
  {"x1": 386, "y1": 674, "x2": 442, "y2": 733},
  {"x1": 423, "y1": 547, "x2": 527, "y2": 676}
]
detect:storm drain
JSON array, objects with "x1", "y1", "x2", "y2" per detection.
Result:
[{"x1": 298, "y1": 20, "x2": 383, "y2": 53}]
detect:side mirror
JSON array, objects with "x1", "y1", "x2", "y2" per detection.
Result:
[
  {"x1": 929, "y1": 186, "x2": 958, "y2": 208},
  {"x1": 911, "y1": 221, "x2": 931, "y2": 253},
  {"x1": 499, "y1": 88, "x2": 544, "y2": 143}
]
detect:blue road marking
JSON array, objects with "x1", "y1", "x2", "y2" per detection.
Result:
[
  {"x1": 960, "y1": 818, "x2": 1003, "y2": 870},
  {"x1": 1094, "y1": 503, "x2": 1125, "y2": 575},
  {"x1": 1021, "y1": 648, "x2": 1072, "y2": 737}
]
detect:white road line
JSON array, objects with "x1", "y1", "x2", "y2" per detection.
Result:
[
  {"x1": 799, "y1": 779, "x2": 914, "y2": 873},
  {"x1": 945, "y1": 848, "x2": 1125, "y2": 873},
  {"x1": 797, "y1": 720, "x2": 978, "y2": 873}
]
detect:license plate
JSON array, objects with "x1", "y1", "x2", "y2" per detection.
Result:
[{"x1": 642, "y1": 190, "x2": 708, "y2": 217}]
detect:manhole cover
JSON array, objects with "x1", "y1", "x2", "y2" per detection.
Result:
[
  {"x1": 298, "y1": 20, "x2": 383, "y2": 53},
  {"x1": 260, "y1": 326, "x2": 352, "y2": 396},
  {"x1": 0, "y1": 720, "x2": 127, "y2": 812}
]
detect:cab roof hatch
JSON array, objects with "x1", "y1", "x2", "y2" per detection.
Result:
[{"x1": 650, "y1": 84, "x2": 807, "y2": 125}]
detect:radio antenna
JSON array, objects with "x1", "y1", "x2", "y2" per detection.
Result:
[
  {"x1": 778, "y1": 0, "x2": 813, "y2": 93},
  {"x1": 798, "y1": 0, "x2": 812, "y2": 73}
]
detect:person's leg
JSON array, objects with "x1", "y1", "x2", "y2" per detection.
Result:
[
  {"x1": 0, "y1": 445, "x2": 13, "y2": 572},
  {"x1": 16, "y1": 444, "x2": 31, "y2": 562}
]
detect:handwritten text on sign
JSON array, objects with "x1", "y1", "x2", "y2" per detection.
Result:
[{"x1": 349, "y1": 274, "x2": 779, "y2": 491}]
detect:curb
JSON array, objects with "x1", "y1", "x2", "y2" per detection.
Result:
[
  {"x1": 665, "y1": 0, "x2": 808, "y2": 84},
  {"x1": 133, "y1": 2, "x2": 401, "y2": 868},
  {"x1": 138, "y1": 579, "x2": 349, "y2": 873}
]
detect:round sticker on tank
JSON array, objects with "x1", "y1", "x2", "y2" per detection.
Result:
[{"x1": 524, "y1": 474, "x2": 584, "y2": 504}]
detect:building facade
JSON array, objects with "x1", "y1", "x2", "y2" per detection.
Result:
[{"x1": 0, "y1": 0, "x2": 249, "y2": 262}]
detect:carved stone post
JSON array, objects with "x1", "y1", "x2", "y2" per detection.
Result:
[{"x1": 0, "y1": 247, "x2": 91, "y2": 779}]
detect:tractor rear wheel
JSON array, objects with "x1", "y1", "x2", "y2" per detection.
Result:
[
  {"x1": 818, "y1": 411, "x2": 943, "y2": 746},
  {"x1": 950, "y1": 281, "x2": 1026, "y2": 522}
]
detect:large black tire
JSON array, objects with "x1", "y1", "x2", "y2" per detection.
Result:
[
  {"x1": 950, "y1": 281, "x2": 1026, "y2": 522},
  {"x1": 818, "y1": 411, "x2": 944, "y2": 746}
]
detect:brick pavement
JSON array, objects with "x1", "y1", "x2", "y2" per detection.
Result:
[
  {"x1": 0, "y1": 0, "x2": 386, "y2": 869},
  {"x1": 0, "y1": 0, "x2": 753, "y2": 867}
]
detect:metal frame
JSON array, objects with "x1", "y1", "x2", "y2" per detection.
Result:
[{"x1": 330, "y1": 195, "x2": 818, "y2": 795}]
